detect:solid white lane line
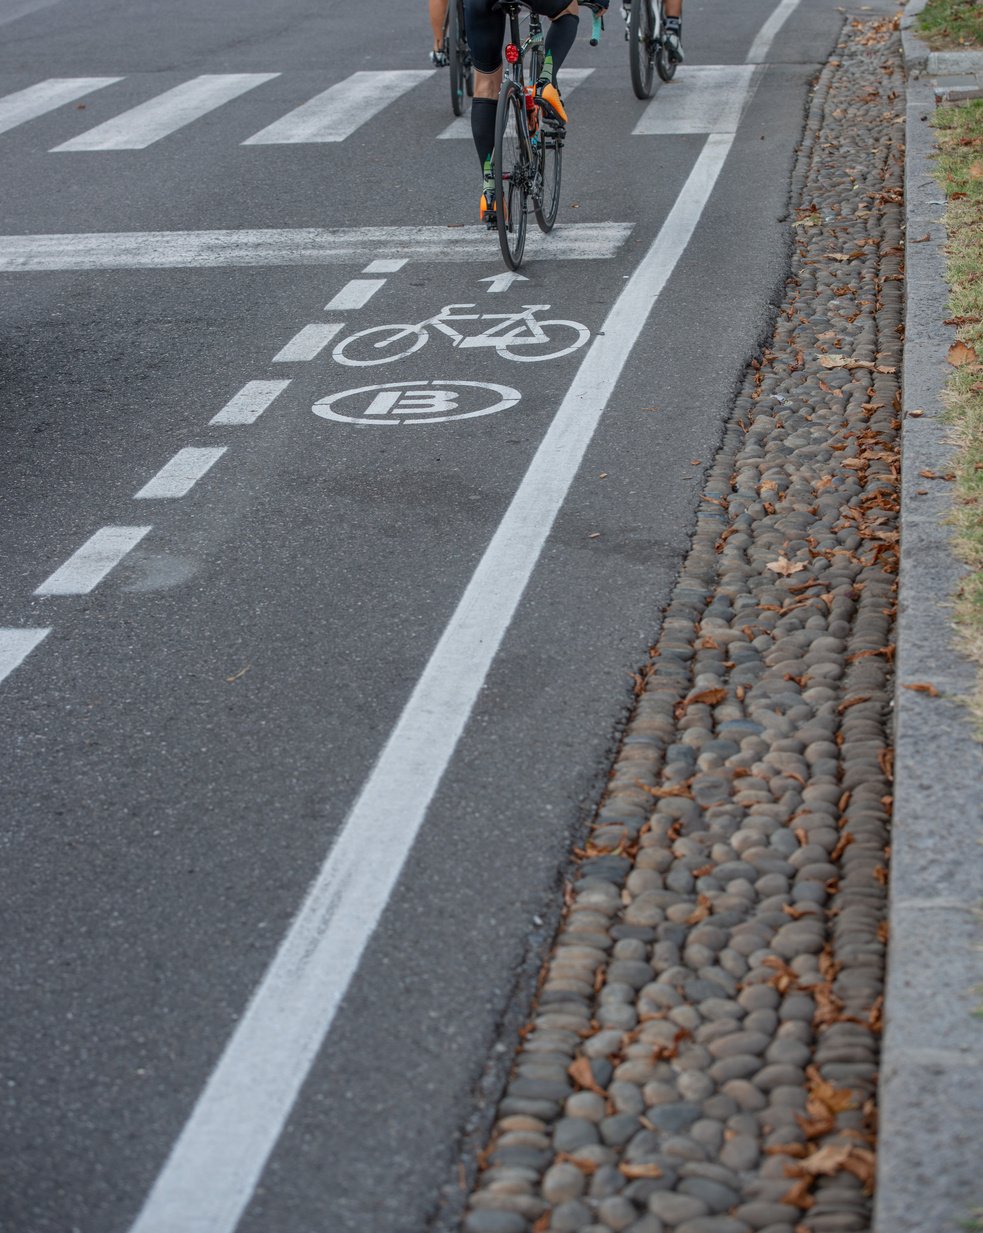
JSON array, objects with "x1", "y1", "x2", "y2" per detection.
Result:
[
  {"x1": 0, "y1": 224, "x2": 632, "y2": 271},
  {"x1": 634, "y1": 65, "x2": 757, "y2": 136},
  {"x1": 437, "y1": 67, "x2": 594, "y2": 139},
  {"x1": 35, "y1": 526, "x2": 151, "y2": 595},
  {"x1": 127, "y1": 132, "x2": 739, "y2": 1233},
  {"x1": 747, "y1": 0, "x2": 801, "y2": 63},
  {"x1": 209, "y1": 380, "x2": 291, "y2": 426},
  {"x1": 0, "y1": 77, "x2": 122, "y2": 136},
  {"x1": 52, "y1": 74, "x2": 279, "y2": 150},
  {"x1": 0, "y1": 628, "x2": 51, "y2": 685},
  {"x1": 324, "y1": 279, "x2": 386, "y2": 311},
  {"x1": 363, "y1": 259, "x2": 407, "y2": 273},
  {"x1": 242, "y1": 70, "x2": 433, "y2": 144},
  {"x1": 272, "y1": 324, "x2": 344, "y2": 363},
  {"x1": 0, "y1": 0, "x2": 62, "y2": 27},
  {"x1": 133, "y1": 447, "x2": 227, "y2": 499}
]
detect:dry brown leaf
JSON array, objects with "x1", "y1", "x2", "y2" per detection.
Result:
[
  {"x1": 619, "y1": 1162, "x2": 664, "y2": 1180},
  {"x1": 568, "y1": 1056, "x2": 606, "y2": 1096},
  {"x1": 767, "y1": 555, "x2": 807, "y2": 576},
  {"x1": 948, "y1": 339, "x2": 979, "y2": 367},
  {"x1": 902, "y1": 682, "x2": 940, "y2": 697},
  {"x1": 687, "y1": 687, "x2": 727, "y2": 707}
]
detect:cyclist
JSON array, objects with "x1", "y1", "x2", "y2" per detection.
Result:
[
  {"x1": 465, "y1": 0, "x2": 599, "y2": 225},
  {"x1": 663, "y1": 0, "x2": 683, "y2": 63},
  {"x1": 430, "y1": 0, "x2": 450, "y2": 64}
]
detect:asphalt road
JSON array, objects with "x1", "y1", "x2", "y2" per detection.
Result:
[{"x1": 0, "y1": 1, "x2": 883, "y2": 1230}]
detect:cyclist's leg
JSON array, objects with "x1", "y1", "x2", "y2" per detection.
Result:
[
  {"x1": 663, "y1": 0, "x2": 684, "y2": 62},
  {"x1": 533, "y1": 1, "x2": 579, "y2": 123},
  {"x1": 464, "y1": 0, "x2": 505, "y2": 221},
  {"x1": 429, "y1": 0, "x2": 450, "y2": 62}
]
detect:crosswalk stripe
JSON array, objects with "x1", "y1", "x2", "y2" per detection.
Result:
[
  {"x1": 0, "y1": 224, "x2": 632, "y2": 270},
  {"x1": 34, "y1": 526, "x2": 152, "y2": 595},
  {"x1": 51, "y1": 73, "x2": 279, "y2": 151},
  {"x1": 0, "y1": 77, "x2": 123, "y2": 137},
  {"x1": 242, "y1": 70, "x2": 433, "y2": 144},
  {"x1": 633, "y1": 65, "x2": 757, "y2": 135},
  {"x1": 0, "y1": 628, "x2": 51, "y2": 686},
  {"x1": 437, "y1": 68, "x2": 594, "y2": 140}
]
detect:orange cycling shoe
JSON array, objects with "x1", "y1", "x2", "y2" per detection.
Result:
[{"x1": 534, "y1": 80, "x2": 567, "y2": 125}]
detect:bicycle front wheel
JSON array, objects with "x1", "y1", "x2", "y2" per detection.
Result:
[
  {"x1": 448, "y1": 0, "x2": 466, "y2": 116},
  {"x1": 533, "y1": 127, "x2": 562, "y2": 233},
  {"x1": 494, "y1": 81, "x2": 530, "y2": 271},
  {"x1": 629, "y1": 0, "x2": 656, "y2": 99}
]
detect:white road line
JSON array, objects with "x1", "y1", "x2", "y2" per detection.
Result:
[
  {"x1": 242, "y1": 70, "x2": 433, "y2": 144},
  {"x1": 272, "y1": 324, "x2": 344, "y2": 363},
  {"x1": 127, "y1": 132, "x2": 740, "y2": 1233},
  {"x1": 437, "y1": 67, "x2": 594, "y2": 139},
  {"x1": 35, "y1": 526, "x2": 151, "y2": 595},
  {"x1": 0, "y1": 628, "x2": 51, "y2": 686},
  {"x1": 324, "y1": 279, "x2": 386, "y2": 311},
  {"x1": 363, "y1": 259, "x2": 407, "y2": 273},
  {"x1": 747, "y1": 0, "x2": 801, "y2": 63},
  {"x1": 209, "y1": 380, "x2": 291, "y2": 425},
  {"x1": 0, "y1": 0, "x2": 62, "y2": 27},
  {"x1": 0, "y1": 224, "x2": 632, "y2": 271},
  {"x1": 52, "y1": 74, "x2": 279, "y2": 151},
  {"x1": 634, "y1": 65, "x2": 757, "y2": 136},
  {"x1": 133, "y1": 447, "x2": 227, "y2": 499},
  {"x1": 0, "y1": 77, "x2": 123, "y2": 136}
]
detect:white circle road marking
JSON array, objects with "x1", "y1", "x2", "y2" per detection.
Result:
[{"x1": 312, "y1": 380, "x2": 522, "y2": 425}]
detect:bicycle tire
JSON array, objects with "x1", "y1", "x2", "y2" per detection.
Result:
[
  {"x1": 332, "y1": 324, "x2": 428, "y2": 366},
  {"x1": 448, "y1": 0, "x2": 465, "y2": 116},
  {"x1": 533, "y1": 127, "x2": 562, "y2": 233},
  {"x1": 460, "y1": 0, "x2": 475, "y2": 97},
  {"x1": 494, "y1": 80, "x2": 530, "y2": 271},
  {"x1": 629, "y1": 0, "x2": 655, "y2": 100},
  {"x1": 655, "y1": 0, "x2": 677, "y2": 82}
]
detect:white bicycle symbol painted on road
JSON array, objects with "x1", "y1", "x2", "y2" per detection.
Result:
[{"x1": 332, "y1": 303, "x2": 590, "y2": 366}]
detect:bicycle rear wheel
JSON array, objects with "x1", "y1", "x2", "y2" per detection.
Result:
[
  {"x1": 448, "y1": 0, "x2": 466, "y2": 116},
  {"x1": 629, "y1": 0, "x2": 655, "y2": 99},
  {"x1": 494, "y1": 81, "x2": 530, "y2": 270},
  {"x1": 655, "y1": 0, "x2": 677, "y2": 82},
  {"x1": 533, "y1": 126, "x2": 562, "y2": 233}
]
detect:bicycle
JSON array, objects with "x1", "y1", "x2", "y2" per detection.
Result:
[
  {"x1": 491, "y1": 0, "x2": 605, "y2": 271},
  {"x1": 623, "y1": 0, "x2": 677, "y2": 100},
  {"x1": 331, "y1": 303, "x2": 590, "y2": 366},
  {"x1": 444, "y1": 0, "x2": 474, "y2": 117}
]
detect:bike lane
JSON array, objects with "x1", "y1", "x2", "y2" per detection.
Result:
[{"x1": 0, "y1": 1, "x2": 856, "y2": 1230}]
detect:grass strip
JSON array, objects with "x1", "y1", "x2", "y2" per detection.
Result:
[
  {"x1": 918, "y1": 0, "x2": 983, "y2": 50},
  {"x1": 931, "y1": 97, "x2": 983, "y2": 722}
]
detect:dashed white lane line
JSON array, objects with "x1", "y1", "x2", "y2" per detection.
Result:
[
  {"x1": 0, "y1": 225, "x2": 633, "y2": 271},
  {"x1": 241, "y1": 70, "x2": 433, "y2": 144},
  {"x1": 324, "y1": 279, "x2": 386, "y2": 311},
  {"x1": 0, "y1": 628, "x2": 51, "y2": 685},
  {"x1": 633, "y1": 65, "x2": 757, "y2": 136},
  {"x1": 363, "y1": 259, "x2": 407, "y2": 274},
  {"x1": 34, "y1": 526, "x2": 151, "y2": 596},
  {"x1": 437, "y1": 67, "x2": 594, "y2": 139},
  {"x1": 126, "y1": 129, "x2": 743, "y2": 1233},
  {"x1": 0, "y1": 77, "x2": 123, "y2": 136},
  {"x1": 209, "y1": 380, "x2": 291, "y2": 426},
  {"x1": 52, "y1": 74, "x2": 279, "y2": 151},
  {"x1": 272, "y1": 324, "x2": 345, "y2": 363},
  {"x1": 133, "y1": 447, "x2": 227, "y2": 499}
]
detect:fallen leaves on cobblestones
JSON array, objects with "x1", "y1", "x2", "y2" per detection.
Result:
[{"x1": 902, "y1": 681, "x2": 941, "y2": 695}]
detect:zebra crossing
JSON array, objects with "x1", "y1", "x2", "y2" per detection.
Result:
[{"x1": 0, "y1": 65, "x2": 756, "y2": 153}]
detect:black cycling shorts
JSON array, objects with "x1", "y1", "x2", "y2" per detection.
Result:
[{"x1": 463, "y1": 0, "x2": 573, "y2": 74}]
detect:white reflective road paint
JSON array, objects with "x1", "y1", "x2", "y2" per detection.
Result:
[
  {"x1": 272, "y1": 324, "x2": 345, "y2": 363},
  {"x1": 633, "y1": 65, "x2": 757, "y2": 136},
  {"x1": 35, "y1": 526, "x2": 151, "y2": 595},
  {"x1": 52, "y1": 74, "x2": 279, "y2": 151},
  {"x1": 747, "y1": 0, "x2": 801, "y2": 63},
  {"x1": 127, "y1": 131, "x2": 741, "y2": 1233},
  {"x1": 0, "y1": 628, "x2": 51, "y2": 686},
  {"x1": 242, "y1": 71, "x2": 432, "y2": 144},
  {"x1": 0, "y1": 225, "x2": 631, "y2": 271},
  {"x1": 0, "y1": 77, "x2": 122, "y2": 136},
  {"x1": 324, "y1": 279, "x2": 386, "y2": 311},
  {"x1": 134, "y1": 447, "x2": 227, "y2": 499},
  {"x1": 437, "y1": 67, "x2": 594, "y2": 139},
  {"x1": 0, "y1": 0, "x2": 62, "y2": 26},
  {"x1": 363, "y1": 259, "x2": 407, "y2": 274},
  {"x1": 209, "y1": 380, "x2": 291, "y2": 426}
]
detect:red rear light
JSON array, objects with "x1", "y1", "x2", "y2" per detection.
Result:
[{"x1": 505, "y1": 43, "x2": 520, "y2": 63}]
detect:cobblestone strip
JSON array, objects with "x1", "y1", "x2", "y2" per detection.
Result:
[{"x1": 463, "y1": 18, "x2": 904, "y2": 1233}]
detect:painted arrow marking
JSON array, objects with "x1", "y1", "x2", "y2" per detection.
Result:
[{"x1": 480, "y1": 272, "x2": 529, "y2": 294}]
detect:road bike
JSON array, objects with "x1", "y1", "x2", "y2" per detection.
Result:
[
  {"x1": 332, "y1": 303, "x2": 590, "y2": 365},
  {"x1": 623, "y1": 0, "x2": 677, "y2": 100},
  {"x1": 444, "y1": 0, "x2": 474, "y2": 116},
  {"x1": 492, "y1": 0, "x2": 605, "y2": 270}
]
